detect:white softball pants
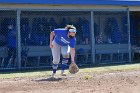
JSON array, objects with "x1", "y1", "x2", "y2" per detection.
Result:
[{"x1": 51, "y1": 40, "x2": 70, "y2": 65}]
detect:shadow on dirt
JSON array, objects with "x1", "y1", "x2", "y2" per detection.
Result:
[{"x1": 35, "y1": 77, "x2": 62, "y2": 82}]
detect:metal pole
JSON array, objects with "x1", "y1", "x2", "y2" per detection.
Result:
[
  {"x1": 91, "y1": 11, "x2": 95, "y2": 64},
  {"x1": 127, "y1": 8, "x2": 131, "y2": 63},
  {"x1": 16, "y1": 10, "x2": 21, "y2": 69}
]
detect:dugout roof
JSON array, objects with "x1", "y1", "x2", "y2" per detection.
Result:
[{"x1": 0, "y1": 0, "x2": 140, "y2": 6}]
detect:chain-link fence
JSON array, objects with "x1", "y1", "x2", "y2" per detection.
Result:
[
  {"x1": 20, "y1": 11, "x2": 92, "y2": 68},
  {"x1": 0, "y1": 10, "x2": 131, "y2": 70},
  {"x1": 94, "y1": 11, "x2": 129, "y2": 64},
  {"x1": 0, "y1": 11, "x2": 17, "y2": 69}
]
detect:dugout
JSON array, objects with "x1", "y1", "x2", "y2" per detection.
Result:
[
  {"x1": 0, "y1": 0, "x2": 139, "y2": 70},
  {"x1": 130, "y1": 6, "x2": 140, "y2": 62}
]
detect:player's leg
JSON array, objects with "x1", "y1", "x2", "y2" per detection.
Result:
[
  {"x1": 51, "y1": 41, "x2": 61, "y2": 77},
  {"x1": 61, "y1": 45, "x2": 70, "y2": 76}
]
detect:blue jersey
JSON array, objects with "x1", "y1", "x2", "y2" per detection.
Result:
[
  {"x1": 7, "y1": 29, "x2": 16, "y2": 48},
  {"x1": 53, "y1": 28, "x2": 76, "y2": 48}
]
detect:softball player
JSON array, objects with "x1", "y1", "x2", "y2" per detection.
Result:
[{"x1": 50, "y1": 25, "x2": 77, "y2": 77}]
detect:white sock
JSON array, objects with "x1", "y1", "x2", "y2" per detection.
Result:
[
  {"x1": 61, "y1": 70, "x2": 65, "y2": 75},
  {"x1": 51, "y1": 73, "x2": 55, "y2": 77}
]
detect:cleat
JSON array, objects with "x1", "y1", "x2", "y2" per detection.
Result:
[{"x1": 61, "y1": 73, "x2": 66, "y2": 76}]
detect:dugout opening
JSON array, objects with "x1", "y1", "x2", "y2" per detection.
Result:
[{"x1": 130, "y1": 11, "x2": 140, "y2": 62}]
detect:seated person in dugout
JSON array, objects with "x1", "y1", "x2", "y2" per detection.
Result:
[
  {"x1": 82, "y1": 17, "x2": 90, "y2": 44},
  {"x1": 5, "y1": 23, "x2": 16, "y2": 68},
  {"x1": 34, "y1": 24, "x2": 47, "y2": 46},
  {"x1": 0, "y1": 33, "x2": 6, "y2": 46},
  {"x1": 21, "y1": 24, "x2": 30, "y2": 45}
]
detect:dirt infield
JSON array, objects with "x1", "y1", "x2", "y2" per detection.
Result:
[{"x1": 0, "y1": 70, "x2": 140, "y2": 93}]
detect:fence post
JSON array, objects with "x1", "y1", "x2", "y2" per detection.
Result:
[
  {"x1": 16, "y1": 9, "x2": 21, "y2": 69},
  {"x1": 127, "y1": 8, "x2": 131, "y2": 63},
  {"x1": 91, "y1": 11, "x2": 95, "y2": 64}
]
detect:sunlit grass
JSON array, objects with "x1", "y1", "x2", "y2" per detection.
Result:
[
  {"x1": 0, "y1": 71, "x2": 52, "y2": 79},
  {"x1": 80, "y1": 63, "x2": 140, "y2": 73}
]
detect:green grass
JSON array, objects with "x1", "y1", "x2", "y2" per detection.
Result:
[
  {"x1": 0, "y1": 63, "x2": 140, "y2": 79},
  {"x1": 80, "y1": 63, "x2": 140, "y2": 73},
  {"x1": 0, "y1": 71, "x2": 52, "y2": 79}
]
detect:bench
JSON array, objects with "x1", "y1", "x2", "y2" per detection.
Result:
[
  {"x1": 132, "y1": 46, "x2": 140, "y2": 60},
  {"x1": 95, "y1": 44, "x2": 129, "y2": 63},
  {"x1": 22, "y1": 46, "x2": 52, "y2": 67},
  {"x1": 75, "y1": 45, "x2": 91, "y2": 64}
]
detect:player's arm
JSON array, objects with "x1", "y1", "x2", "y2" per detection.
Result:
[
  {"x1": 50, "y1": 31, "x2": 55, "y2": 49},
  {"x1": 70, "y1": 48, "x2": 75, "y2": 63}
]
